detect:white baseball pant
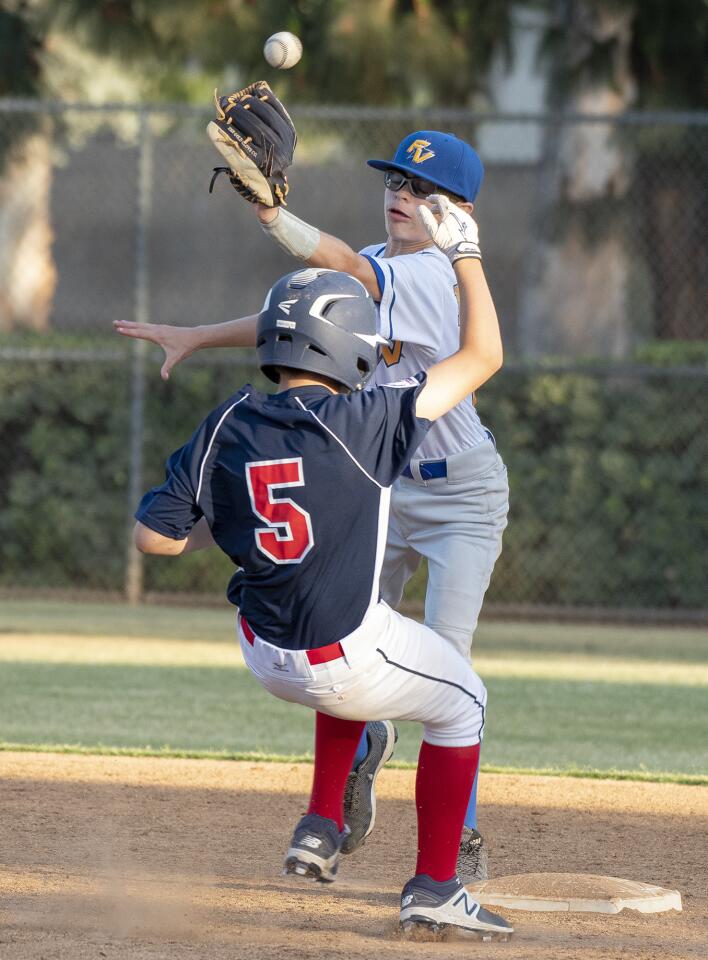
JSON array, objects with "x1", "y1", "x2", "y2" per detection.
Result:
[{"x1": 238, "y1": 600, "x2": 486, "y2": 748}]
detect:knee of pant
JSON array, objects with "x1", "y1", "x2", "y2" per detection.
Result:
[
  {"x1": 425, "y1": 622, "x2": 474, "y2": 660},
  {"x1": 423, "y1": 698, "x2": 485, "y2": 748}
]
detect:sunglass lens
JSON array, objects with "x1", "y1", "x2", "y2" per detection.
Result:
[
  {"x1": 384, "y1": 170, "x2": 437, "y2": 198},
  {"x1": 410, "y1": 178, "x2": 437, "y2": 198},
  {"x1": 384, "y1": 171, "x2": 407, "y2": 190}
]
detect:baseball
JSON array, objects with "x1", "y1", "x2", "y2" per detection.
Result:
[{"x1": 264, "y1": 31, "x2": 303, "y2": 70}]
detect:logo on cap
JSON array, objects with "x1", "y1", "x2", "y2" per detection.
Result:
[{"x1": 407, "y1": 138, "x2": 435, "y2": 164}]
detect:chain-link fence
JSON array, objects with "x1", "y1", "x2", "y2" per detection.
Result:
[
  {"x1": 1, "y1": 101, "x2": 707, "y2": 618},
  {"x1": 2, "y1": 101, "x2": 707, "y2": 347}
]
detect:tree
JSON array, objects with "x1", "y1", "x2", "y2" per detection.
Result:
[
  {"x1": 519, "y1": 0, "x2": 708, "y2": 356},
  {"x1": 0, "y1": 4, "x2": 55, "y2": 331},
  {"x1": 0, "y1": 0, "x2": 516, "y2": 331}
]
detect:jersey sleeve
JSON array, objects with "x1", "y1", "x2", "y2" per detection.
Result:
[
  {"x1": 135, "y1": 439, "x2": 205, "y2": 540},
  {"x1": 360, "y1": 249, "x2": 453, "y2": 353},
  {"x1": 134, "y1": 391, "x2": 243, "y2": 539}
]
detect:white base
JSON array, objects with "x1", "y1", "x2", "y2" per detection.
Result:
[{"x1": 468, "y1": 873, "x2": 682, "y2": 914}]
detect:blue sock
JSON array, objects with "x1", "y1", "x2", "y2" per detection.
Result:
[
  {"x1": 463, "y1": 760, "x2": 480, "y2": 830},
  {"x1": 351, "y1": 726, "x2": 369, "y2": 769}
]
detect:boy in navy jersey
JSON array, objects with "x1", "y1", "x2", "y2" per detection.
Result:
[{"x1": 133, "y1": 198, "x2": 512, "y2": 939}]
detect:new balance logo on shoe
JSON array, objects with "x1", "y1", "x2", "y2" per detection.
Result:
[
  {"x1": 300, "y1": 835, "x2": 323, "y2": 849},
  {"x1": 453, "y1": 891, "x2": 479, "y2": 917}
]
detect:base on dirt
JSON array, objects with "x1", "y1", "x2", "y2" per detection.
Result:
[{"x1": 468, "y1": 873, "x2": 682, "y2": 914}]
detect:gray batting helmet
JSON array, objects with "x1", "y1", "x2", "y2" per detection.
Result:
[{"x1": 256, "y1": 268, "x2": 384, "y2": 391}]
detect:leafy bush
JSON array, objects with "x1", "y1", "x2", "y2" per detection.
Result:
[
  {"x1": 479, "y1": 366, "x2": 707, "y2": 609},
  {"x1": 2, "y1": 352, "x2": 705, "y2": 609}
]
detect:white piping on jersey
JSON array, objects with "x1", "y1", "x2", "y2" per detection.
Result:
[
  {"x1": 368, "y1": 484, "x2": 391, "y2": 611},
  {"x1": 294, "y1": 397, "x2": 382, "y2": 489},
  {"x1": 195, "y1": 394, "x2": 250, "y2": 504},
  {"x1": 382, "y1": 262, "x2": 396, "y2": 340}
]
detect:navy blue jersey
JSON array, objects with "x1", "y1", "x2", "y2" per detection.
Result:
[{"x1": 136, "y1": 376, "x2": 431, "y2": 650}]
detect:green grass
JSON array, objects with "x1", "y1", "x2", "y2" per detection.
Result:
[{"x1": 1, "y1": 600, "x2": 707, "y2": 782}]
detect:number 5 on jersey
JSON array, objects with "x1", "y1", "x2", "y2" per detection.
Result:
[{"x1": 246, "y1": 458, "x2": 314, "y2": 564}]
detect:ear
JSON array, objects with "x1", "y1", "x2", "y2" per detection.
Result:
[{"x1": 459, "y1": 201, "x2": 474, "y2": 214}]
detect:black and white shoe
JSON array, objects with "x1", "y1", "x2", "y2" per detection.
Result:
[
  {"x1": 457, "y1": 826, "x2": 489, "y2": 883},
  {"x1": 399, "y1": 873, "x2": 513, "y2": 941},
  {"x1": 341, "y1": 720, "x2": 397, "y2": 855},
  {"x1": 283, "y1": 813, "x2": 350, "y2": 883}
]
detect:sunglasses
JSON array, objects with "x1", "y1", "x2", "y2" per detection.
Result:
[{"x1": 383, "y1": 169, "x2": 439, "y2": 199}]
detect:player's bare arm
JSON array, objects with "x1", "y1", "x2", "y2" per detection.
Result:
[
  {"x1": 113, "y1": 314, "x2": 258, "y2": 380},
  {"x1": 254, "y1": 203, "x2": 382, "y2": 300},
  {"x1": 133, "y1": 516, "x2": 215, "y2": 555},
  {"x1": 415, "y1": 196, "x2": 502, "y2": 423},
  {"x1": 253, "y1": 181, "x2": 461, "y2": 302}
]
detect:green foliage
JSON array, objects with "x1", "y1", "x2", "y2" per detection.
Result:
[
  {"x1": 633, "y1": 340, "x2": 708, "y2": 366},
  {"x1": 2, "y1": 0, "x2": 516, "y2": 107},
  {"x1": 538, "y1": 0, "x2": 708, "y2": 110},
  {"x1": 478, "y1": 366, "x2": 708, "y2": 609},
  {"x1": 630, "y1": 0, "x2": 708, "y2": 110},
  {"x1": 2, "y1": 0, "x2": 707, "y2": 109},
  {"x1": 1, "y1": 353, "x2": 705, "y2": 608},
  {"x1": 0, "y1": 6, "x2": 43, "y2": 97},
  {"x1": 0, "y1": 355, "x2": 132, "y2": 589}
]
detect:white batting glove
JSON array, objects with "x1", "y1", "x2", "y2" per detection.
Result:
[{"x1": 417, "y1": 194, "x2": 481, "y2": 264}]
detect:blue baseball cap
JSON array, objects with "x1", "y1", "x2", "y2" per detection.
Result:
[{"x1": 367, "y1": 130, "x2": 484, "y2": 202}]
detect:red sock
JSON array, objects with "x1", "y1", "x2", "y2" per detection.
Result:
[
  {"x1": 307, "y1": 712, "x2": 366, "y2": 830},
  {"x1": 415, "y1": 740, "x2": 480, "y2": 881}
]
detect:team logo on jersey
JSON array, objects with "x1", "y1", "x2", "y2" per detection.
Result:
[
  {"x1": 278, "y1": 299, "x2": 298, "y2": 315},
  {"x1": 407, "y1": 139, "x2": 435, "y2": 164},
  {"x1": 380, "y1": 340, "x2": 402, "y2": 366}
]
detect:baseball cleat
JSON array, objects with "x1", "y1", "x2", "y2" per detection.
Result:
[
  {"x1": 283, "y1": 813, "x2": 350, "y2": 883},
  {"x1": 341, "y1": 720, "x2": 397, "y2": 855},
  {"x1": 457, "y1": 825, "x2": 489, "y2": 883},
  {"x1": 399, "y1": 873, "x2": 513, "y2": 942}
]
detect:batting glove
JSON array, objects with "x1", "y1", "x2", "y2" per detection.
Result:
[{"x1": 417, "y1": 194, "x2": 481, "y2": 264}]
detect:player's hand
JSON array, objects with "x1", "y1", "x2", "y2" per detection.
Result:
[
  {"x1": 417, "y1": 195, "x2": 481, "y2": 265},
  {"x1": 113, "y1": 320, "x2": 197, "y2": 380}
]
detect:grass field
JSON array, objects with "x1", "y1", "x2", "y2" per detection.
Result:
[{"x1": 1, "y1": 600, "x2": 706, "y2": 782}]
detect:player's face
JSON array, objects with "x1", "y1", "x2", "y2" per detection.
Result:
[{"x1": 384, "y1": 184, "x2": 435, "y2": 244}]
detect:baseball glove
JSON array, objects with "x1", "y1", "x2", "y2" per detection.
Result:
[{"x1": 207, "y1": 81, "x2": 296, "y2": 207}]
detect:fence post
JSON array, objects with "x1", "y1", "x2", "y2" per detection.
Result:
[{"x1": 125, "y1": 109, "x2": 153, "y2": 605}]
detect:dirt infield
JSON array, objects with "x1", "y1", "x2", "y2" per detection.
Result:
[{"x1": 1, "y1": 753, "x2": 705, "y2": 960}]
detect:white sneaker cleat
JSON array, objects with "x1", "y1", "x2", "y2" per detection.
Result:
[{"x1": 399, "y1": 873, "x2": 513, "y2": 941}]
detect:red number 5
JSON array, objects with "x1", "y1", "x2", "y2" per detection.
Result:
[{"x1": 245, "y1": 458, "x2": 314, "y2": 564}]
